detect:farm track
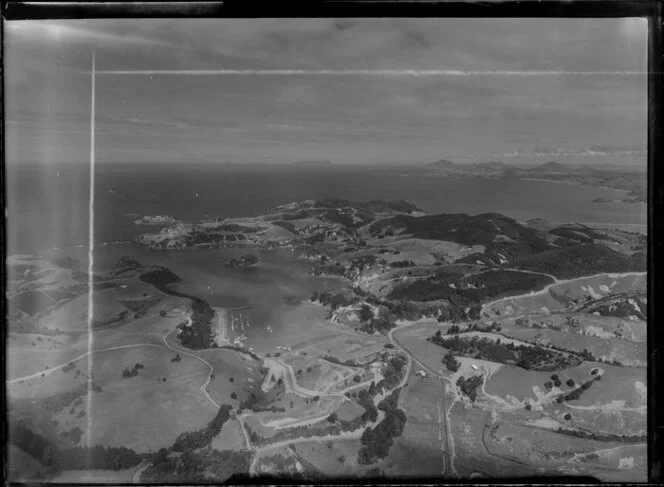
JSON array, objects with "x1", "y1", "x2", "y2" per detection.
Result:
[
  {"x1": 6, "y1": 343, "x2": 163, "y2": 384},
  {"x1": 387, "y1": 324, "x2": 454, "y2": 478},
  {"x1": 131, "y1": 460, "x2": 151, "y2": 484},
  {"x1": 480, "y1": 415, "x2": 535, "y2": 469}
]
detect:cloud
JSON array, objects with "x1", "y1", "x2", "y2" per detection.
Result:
[
  {"x1": 6, "y1": 21, "x2": 171, "y2": 48},
  {"x1": 503, "y1": 146, "x2": 646, "y2": 158}
]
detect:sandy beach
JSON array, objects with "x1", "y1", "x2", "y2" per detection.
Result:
[{"x1": 212, "y1": 307, "x2": 230, "y2": 346}]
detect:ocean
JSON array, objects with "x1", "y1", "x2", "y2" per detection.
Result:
[{"x1": 6, "y1": 162, "x2": 647, "y2": 256}]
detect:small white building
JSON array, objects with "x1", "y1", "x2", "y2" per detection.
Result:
[
  {"x1": 416, "y1": 370, "x2": 428, "y2": 378},
  {"x1": 471, "y1": 364, "x2": 479, "y2": 371}
]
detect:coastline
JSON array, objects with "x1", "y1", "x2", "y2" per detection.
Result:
[{"x1": 522, "y1": 177, "x2": 641, "y2": 198}]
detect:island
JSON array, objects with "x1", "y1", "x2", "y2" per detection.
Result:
[
  {"x1": 133, "y1": 215, "x2": 178, "y2": 225},
  {"x1": 424, "y1": 160, "x2": 646, "y2": 203},
  {"x1": 227, "y1": 254, "x2": 260, "y2": 269}
]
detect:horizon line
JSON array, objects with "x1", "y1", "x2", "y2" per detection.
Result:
[{"x1": 88, "y1": 69, "x2": 647, "y2": 76}]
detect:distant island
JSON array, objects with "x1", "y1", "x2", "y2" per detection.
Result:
[
  {"x1": 133, "y1": 215, "x2": 178, "y2": 225},
  {"x1": 424, "y1": 159, "x2": 645, "y2": 203},
  {"x1": 226, "y1": 254, "x2": 260, "y2": 269},
  {"x1": 292, "y1": 160, "x2": 333, "y2": 166}
]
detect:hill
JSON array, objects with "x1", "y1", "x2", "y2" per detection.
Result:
[
  {"x1": 292, "y1": 160, "x2": 333, "y2": 166},
  {"x1": 529, "y1": 161, "x2": 576, "y2": 173},
  {"x1": 429, "y1": 159, "x2": 458, "y2": 169}
]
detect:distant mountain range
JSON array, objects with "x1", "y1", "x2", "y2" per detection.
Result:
[
  {"x1": 425, "y1": 159, "x2": 645, "y2": 203},
  {"x1": 292, "y1": 160, "x2": 333, "y2": 166},
  {"x1": 527, "y1": 161, "x2": 578, "y2": 173},
  {"x1": 429, "y1": 159, "x2": 577, "y2": 174}
]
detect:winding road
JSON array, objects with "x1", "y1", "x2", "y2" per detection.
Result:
[{"x1": 162, "y1": 329, "x2": 219, "y2": 409}]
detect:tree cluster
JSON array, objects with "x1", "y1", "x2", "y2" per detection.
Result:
[
  {"x1": 430, "y1": 333, "x2": 580, "y2": 371},
  {"x1": 172, "y1": 404, "x2": 233, "y2": 452},
  {"x1": 8, "y1": 422, "x2": 143, "y2": 473},
  {"x1": 140, "y1": 267, "x2": 215, "y2": 349},
  {"x1": 456, "y1": 375, "x2": 484, "y2": 402},
  {"x1": 122, "y1": 363, "x2": 144, "y2": 378},
  {"x1": 443, "y1": 351, "x2": 460, "y2": 372},
  {"x1": 357, "y1": 389, "x2": 407, "y2": 465}
]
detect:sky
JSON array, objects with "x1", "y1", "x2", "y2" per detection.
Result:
[{"x1": 4, "y1": 18, "x2": 648, "y2": 166}]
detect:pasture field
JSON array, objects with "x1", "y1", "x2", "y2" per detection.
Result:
[
  {"x1": 500, "y1": 329, "x2": 646, "y2": 367},
  {"x1": 393, "y1": 320, "x2": 447, "y2": 372},
  {"x1": 253, "y1": 446, "x2": 302, "y2": 477},
  {"x1": 381, "y1": 430, "x2": 446, "y2": 478},
  {"x1": 244, "y1": 414, "x2": 278, "y2": 439},
  {"x1": 484, "y1": 292, "x2": 566, "y2": 318},
  {"x1": 564, "y1": 365, "x2": 646, "y2": 409},
  {"x1": 289, "y1": 439, "x2": 364, "y2": 478},
  {"x1": 198, "y1": 348, "x2": 260, "y2": 405},
  {"x1": 34, "y1": 288, "x2": 135, "y2": 332},
  {"x1": 7, "y1": 444, "x2": 48, "y2": 482},
  {"x1": 553, "y1": 274, "x2": 646, "y2": 301},
  {"x1": 273, "y1": 311, "x2": 386, "y2": 363},
  {"x1": 7, "y1": 335, "x2": 85, "y2": 380},
  {"x1": 370, "y1": 238, "x2": 485, "y2": 266},
  {"x1": 379, "y1": 368, "x2": 447, "y2": 478},
  {"x1": 572, "y1": 444, "x2": 647, "y2": 482},
  {"x1": 11, "y1": 346, "x2": 216, "y2": 452},
  {"x1": 336, "y1": 401, "x2": 365, "y2": 422},
  {"x1": 483, "y1": 362, "x2": 644, "y2": 409},
  {"x1": 401, "y1": 370, "x2": 444, "y2": 422},
  {"x1": 483, "y1": 273, "x2": 646, "y2": 319},
  {"x1": 497, "y1": 313, "x2": 647, "y2": 343},
  {"x1": 211, "y1": 418, "x2": 247, "y2": 451},
  {"x1": 8, "y1": 290, "x2": 58, "y2": 316},
  {"x1": 486, "y1": 421, "x2": 645, "y2": 480},
  {"x1": 556, "y1": 406, "x2": 646, "y2": 437},
  {"x1": 50, "y1": 469, "x2": 134, "y2": 483},
  {"x1": 449, "y1": 402, "x2": 537, "y2": 478}
]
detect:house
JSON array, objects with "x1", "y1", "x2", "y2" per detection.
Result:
[
  {"x1": 471, "y1": 364, "x2": 479, "y2": 371},
  {"x1": 416, "y1": 370, "x2": 428, "y2": 378}
]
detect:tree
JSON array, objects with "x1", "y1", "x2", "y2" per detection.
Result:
[
  {"x1": 443, "y1": 351, "x2": 460, "y2": 372},
  {"x1": 359, "y1": 305, "x2": 374, "y2": 323},
  {"x1": 327, "y1": 412, "x2": 338, "y2": 423},
  {"x1": 160, "y1": 310, "x2": 167, "y2": 317},
  {"x1": 566, "y1": 379, "x2": 575, "y2": 387},
  {"x1": 230, "y1": 392, "x2": 237, "y2": 400}
]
